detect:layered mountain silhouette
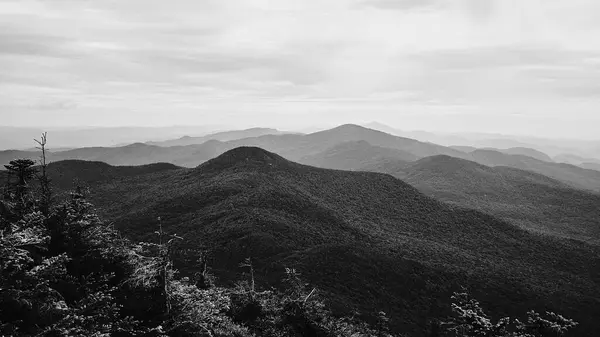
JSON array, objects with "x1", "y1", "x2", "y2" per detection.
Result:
[
  {"x1": 44, "y1": 160, "x2": 181, "y2": 188},
  {"x1": 449, "y1": 145, "x2": 478, "y2": 153},
  {"x1": 582, "y1": 162, "x2": 600, "y2": 171},
  {"x1": 371, "y1": 155, "x2": 600, "y2": 244},
  {"x1": 449, "y1": 146, "x2": 555, "y2": 162},
  {"x1": 3, "y1": 125, "x2": 600, "y2": 195},
  {"x1": 0, "y1": 124, "x2": 468, "y2": 168},
  {"x1": 298, "y1": 140, "x2": 418, "y2": 170},
  {"x1": 0, "y1": 142, "x2": 231, "y2": 168},
  {"x1": 147, "y1": 127, "x2": 288, "y2": 147},
  {"x1": 220, "y1": 124, "x2": 471, "y2": 162},
  {"x1": 493, "y1": 147, "x2": 554, "y2": 162},
  {"x1": 41, "y1": 147, "x2": 600, "y2": 336},
  {"x1": 0, "y1": 125, "x2": 221, "y2": 150},
  {"x1": 468, "y1": 149, "x2": 600, "y2": 192}
]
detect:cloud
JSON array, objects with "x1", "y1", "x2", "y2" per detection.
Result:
[
  {"x1": 0, "y1": 28, "x2": 74, "y2": 57},
  {"x1": 400, "y1": 45, "x2": 600, "y2": 102},
  {"x1": 358, "y1": 0, "x2": 441, "y2": 11},
  {"x1": 409, "y1": 45, "x2": 600, "y2": 70},
  {"x1": 359, "y1": 0, "x2": 494, "y2": 22},
  {"x1": 0, "y1": 0, "x2": 600, "y2": 137}
]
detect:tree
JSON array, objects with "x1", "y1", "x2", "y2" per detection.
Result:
[
  {"x1": 35, "y1": 132, "x2": 52, "y2": 216},
  {"x1": 3, "y1": 159, "x2": 36, "y2": 219},
  {"x1": 442, "y1": 291, "x2": 578, "y2": 337}
]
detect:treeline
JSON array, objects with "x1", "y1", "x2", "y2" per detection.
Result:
[{"x1": 0, "y1": 136, "x2": 580, "y2": 337}]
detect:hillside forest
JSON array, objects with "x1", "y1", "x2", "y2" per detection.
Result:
[{"x1": 0, "y1": 135, "x2": 583, "y2": 337}]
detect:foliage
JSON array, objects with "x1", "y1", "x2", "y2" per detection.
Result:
[
  {"x1": 442, "y1": 291, "x2": 577, "y2": 337},
  {"x1": 1, "y1": 145, "x2": 591, "y2": 337},
  {"x1": 45, "y1": 147, "x2": 599, "y2": 336},
  {"x1": 1, "y1": 152, "x2": 401, "y2": 336},
  {"x1": 3, "y1": 158, "x2": 37, "y2": 219}
]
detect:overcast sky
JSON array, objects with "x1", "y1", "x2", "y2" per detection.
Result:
[{"x1": 1, "y1": 0, "x2": 600, "y2": 138}]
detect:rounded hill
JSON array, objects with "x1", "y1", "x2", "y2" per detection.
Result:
[{"x1": 195, "y1": 146, "x2": 295, "y2": 172}]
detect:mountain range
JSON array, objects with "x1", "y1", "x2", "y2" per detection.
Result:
[
  {"x1": 0, "y1": 124, "x2": 467, "y2": 167},
  {"x1": 0, "y1": 125, "x2": 225, "y2": 150},
  {"x1": 38, "y1": 147, "x2": 600, "y2": 337},
  {"x1": 146, "y1": 127, "x2": 291, "y2": 147},
  {"x1": 4, "y1": 125, "x2": 600, "y2": 194},
  {"x1": 366, "y1": 155, "x2": 600, "y2": 244}
]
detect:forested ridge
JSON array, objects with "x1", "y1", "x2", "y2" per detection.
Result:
[{"x1": 0, "y1": 141, "x2": 584, "y2": 336}]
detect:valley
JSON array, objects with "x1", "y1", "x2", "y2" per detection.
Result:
[{"x1": 2, "y1": 125, "x2": 600, "y2": 336}]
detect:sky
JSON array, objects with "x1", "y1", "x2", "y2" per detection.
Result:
[{"x1": 1, "y1": 0, "x2": 600, "y2": 138}]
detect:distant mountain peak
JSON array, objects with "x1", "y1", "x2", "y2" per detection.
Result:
[
  {"x1": 335, "y1": 123, "x2": 370, "y2": 130},
  {"x1": 123, "y1": 142, "x2": 151, "y2": 148},
  {"x1": 318, "y1": 124, "x2": 383, "y2": 135},
  {"x1": 196, "y1": 146, "x2": 290, "y2": 171}
]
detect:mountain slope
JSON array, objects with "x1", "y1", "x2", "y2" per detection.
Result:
[
  {"x1": 497, "y1": 147, "x2": 554, "y2": 162},
  {"x1": 380, "y1": 155, "x2": 600, "y2": 244},
  {"x1": 554, "y1": 153, "x2": 600, "y2": 166},
  {"x1": 298, "y1": 140, "x2": 418, "y2": 170},
  {"x1": 449, "y1": 145, "x2": 477, "y2": 153},
  {"x1": 0, "y1": 142, "x2": 235, "y2": 169},
  {"x1": 226, "y1": 124, "x2": 471, "y2": 161},
  {"x1": 1, "y1": 125, "x2": 471, "y2": 169},
  {"x1": 46, "y1": 160, "x2": 181, "y2": 189},
  {"x1": 147, "y1": 127, "x2": 286, "y2": 147},
  {"x1": 0, "y1": 149, "x2": 42, "y2": 168},
  {"x1": 582, "y1": 162, "x2": 600, "y2": 171},
  {"x1": 47, "y1": 148, "x2": 600, "y2": 337},
  {"x1": 469, "y1": 149, "x2": 600, "y2": 192}
]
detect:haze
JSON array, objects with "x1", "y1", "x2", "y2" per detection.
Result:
[{"x1": 1, "y1": 0, "x2": 600, "y2": 139}]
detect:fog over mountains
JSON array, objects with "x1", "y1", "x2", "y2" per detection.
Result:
[
  {"x1": 3, "y1": 124, "x2": 600, "y2": 188},
  {"x1": 2, "y1": 123, "x2": 600, "y2": 336},
  {"x1": 17, "y1": 146, "x2": 598, "y2": 336},
  {"x1": 4, "y1": 0, "x2": 600, "y2": 335}
]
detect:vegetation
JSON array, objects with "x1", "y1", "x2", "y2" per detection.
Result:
[
  {"x1": 298, "y1": 140, "x2": 417, "y2": 171},
  {"x1": 2, "y1": 154, "x2": 582, "y2": 337},
  {"x1": 2, "y1": 156, "x2": 405, "y2": 336},
  {"x1": 468, "y1": 149, "x2": 600, "y2": 192},
  {"x1": 36, "y1": 146, "x2": 598, "y2": 336},
  {"x1": 3, "y1": 139, "x2": 428, "y2": 336},
  {"x1": 441, "y1": 291, "x2": 578, "y2": 337},
  {"x1": 1, "y1": 124, "x2": 469, "y2": 169},
  {"x1": 377, "y1": 155, "x2": 600, "y2": 244}
]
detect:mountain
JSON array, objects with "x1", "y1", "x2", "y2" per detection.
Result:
[
  {"x1": 449, "y1": 145, "x2": 477, "y2": 153},
  {"x1": 2, "y1": 124, "x2": 467, "y2": 169},
  {"x1": 361, "y1": 122, "x2": 471, "y2": 146},
  {"x1": 453, "y1": 146, "x2": 554, "y2": 162},
  {"x1": 298, "y1": 140, "x2": 418, "y2": 170},
  {"x1": 0, "y1": 125, "x2": 224, "y2": 150},
  {"x1": 377, "y1": 155, "x2": 600, "y2": 244},
  {"x1": 362, "y1": 121, "x2": 402, "y2": 135},
  {"x1": 228, "y1": 124, "x2": 471, "y2": 161},
  {"x1": 468, "y1": 149, "x2": 600, "y2": 192},
  {"x1": 54, "y1": 142, "x2": 222, "y2": 167},
  {"x1": 46, "y1": 148, "x2": 600, "y2": 336},
  {"x1": 0, "y1": 150, "x2": 40, "y2": 168},
  {"x1": 582, "y1": 162, "x2": 600, "y2": 171},
  {"x1": 0, "y1": 142, "x2": 232, "y2": 169},
  {"x1": 555, "y1": 153, "x2": 600, "y2": 166},
  {"x1": 464, "y1": 138, "x2": 534, "y2": 150},
  {"x1": 147, "y1": 127, "x2": 288, "y2": 147},
  {"x1": 46, "y1": 160, "x2": 181, "y2": 189},
  {"x1": 3, "y1": 125, "x2": 596, "y2": 194},
  {"x1": 496, "y1": 147, "x2": 554, "y2": 162}
]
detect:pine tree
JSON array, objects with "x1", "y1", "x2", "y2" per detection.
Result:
[{"x1": 3, "y1": 159, "x2": 36, "y2": 219}]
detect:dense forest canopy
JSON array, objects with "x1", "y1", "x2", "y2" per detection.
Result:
[{"x1": 0, "y1": 138, "x2": 584, "y2": 337}]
